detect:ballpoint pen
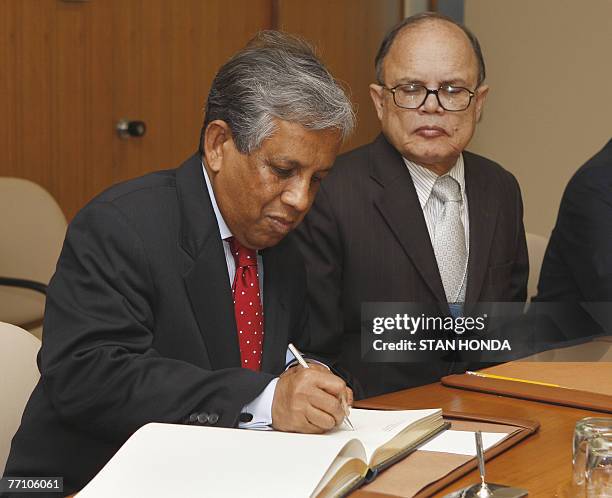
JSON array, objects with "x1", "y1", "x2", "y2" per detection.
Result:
[
  {"x1": 288, "y1": 343, "x2": 355, "y2": 431},
  {"x1": 475, "y1": 431, "x2": 492, "y2": 498}
]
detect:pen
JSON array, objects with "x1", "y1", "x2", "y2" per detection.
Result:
[
  {"x1": 475, "y1": 430, "x2": 486, "y2": 480},
  {"x1": 466, "y1": 370, "x2": 561, "y2": 388},
  {"x1": 288, "y1": 343, "x2": 355, "y2": 431},
  {"x1": 475, "y1": 430, "x2": 492, "y2": 497}
]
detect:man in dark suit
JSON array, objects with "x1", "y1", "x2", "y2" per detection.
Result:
[
  {"x1": 3, "y1": 31, "x2": 355, "y2": 495},
  {"x1": 535, "y1": 139, "x2": 612, "y2": 336},
  {"x1": 294, "y1": 13, "x2": 528, "y2": 398}
]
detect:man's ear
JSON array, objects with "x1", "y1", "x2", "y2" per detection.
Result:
[
  {"x1": 474, "y1": 84, "x2": 489, "y2": 123},
  {"x1": 203, "y1": 120, "x2": 233, "y2": 173},
  {"x1": 369, "y1": 83, "x2": 385, "y2": 121}
]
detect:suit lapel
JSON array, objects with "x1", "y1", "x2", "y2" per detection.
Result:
[
  {"x1": 370, "y1": 135, "x2": 448, "y2": 308},
  {"x1": 260, "y1": 245, "x2": 289, "y2": 373},
  {"x1": 464, "y1": 152, "x2": 499, "y2": 303},
  {"x1": 177, "y1": 155, "x2": 241, "y2": 370}
]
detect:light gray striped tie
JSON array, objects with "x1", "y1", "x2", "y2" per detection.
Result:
[{"x1": 431, "y1": 175, "x2": 467, "y2": 303}]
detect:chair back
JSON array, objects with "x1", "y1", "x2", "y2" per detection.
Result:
[
  {"x1": 0, "y1": 321, "x2": 40, "y2": 474},
  {"x1": 0, "y1": 178, "x2": 67, "y2": 333}
]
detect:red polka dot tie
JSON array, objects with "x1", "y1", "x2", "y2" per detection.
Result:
[{"x1": 228, "y1": 237, "x2": 264, "y2": 371}]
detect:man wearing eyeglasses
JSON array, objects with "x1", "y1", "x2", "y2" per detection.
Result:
[{"x1": 293, "y1": 12, "x2": 528, "y2": 398}]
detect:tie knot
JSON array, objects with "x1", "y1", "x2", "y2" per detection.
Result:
[
  {"x1": 432, "y1": 175, "x2": 462, "y2": 203},
  {"x1": 228, "y1": 237, "x2": 257, "y2": 268}
]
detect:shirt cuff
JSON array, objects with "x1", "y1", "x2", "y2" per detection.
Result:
[{"x1": 239, "y1": 378, "x2": 278, "y2": 430}]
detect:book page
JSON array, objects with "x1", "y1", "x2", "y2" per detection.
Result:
[
  {"x1": 323, "y1": 408, "x2": 442, "y2": 464},
  {"x1": 76, "y1": 423, "x2": 366, "y2": 498},
  {"x1": 419, "y1": 430, "x2": 506, "y2": 455},
  {"x1": 311, "y1": 439, "x2": 368, "y2": 498}
]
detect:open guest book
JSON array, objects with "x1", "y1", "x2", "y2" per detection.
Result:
[{"x1": 76, "y1": 408, "x2": 446, "y2": 498}]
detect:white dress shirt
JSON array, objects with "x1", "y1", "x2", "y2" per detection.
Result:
[
  {"x1": 202, "y1": 163, "x2": 276, "y2": 429},
  {"x1": 403, "y1": 154, "x2": 470, "y2": 254},
  {"x1": 403, "y1": 155, "x2": 469, "y2": 314}
]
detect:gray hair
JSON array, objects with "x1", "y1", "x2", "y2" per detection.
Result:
[
  {"x1": 375, "y1": 12, "x2": 486, "y2": 87},
  {"x1": 199, "y1": 30, "x2": 355, "y2": 155}
]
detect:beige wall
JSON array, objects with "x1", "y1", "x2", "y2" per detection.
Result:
[{"x1": 465, "y1": 0, "x2": 612, "y2": 237}]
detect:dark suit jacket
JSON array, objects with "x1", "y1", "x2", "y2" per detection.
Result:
[
  {"x1": 535, "y1": 138, "x2": 612, "y2": 335},
  {"x1": 293, "y1": 134, "x2": 528, "y2": 398},
  {"x1": 4, "y1": 155, "x2": 308, "y2": 495}
]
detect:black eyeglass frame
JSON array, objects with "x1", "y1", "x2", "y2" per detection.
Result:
[{"x1": 379, "y1": 83, "x2": 477, "y2": 112}]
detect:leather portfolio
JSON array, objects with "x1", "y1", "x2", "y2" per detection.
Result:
[
  {"x1": 441, "y1": 339, "x2": 612, "y2": 413},
  {"x1": 351, "y1": 403, "x2": 539, "y2": 498}
]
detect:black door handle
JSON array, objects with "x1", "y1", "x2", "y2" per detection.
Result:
[{"x1": 116, "y1": 119, "x2": 146, "y2": 138}]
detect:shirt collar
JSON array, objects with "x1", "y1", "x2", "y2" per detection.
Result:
[
  {"x1": 201, "y1": 161, "x2": 232, "y2": 240},
  {"x1": 403, "y1": 154, "x2": 466, "y2": 209}
]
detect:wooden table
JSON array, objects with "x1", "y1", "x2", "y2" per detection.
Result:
[
  {"x1": 352, "y1": 382, "x2": 608, "y2": 497},
  {"x1": 69, "y1": 380, "x2": 604, "y2": 498}
]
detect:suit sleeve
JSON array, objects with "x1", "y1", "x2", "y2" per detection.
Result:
[
  {"x1": 509, "y1": 173, "x2": 529, "y2": 302},
  {"x1": 293, "y1": 184, "x2": 345, "y2": 360},
  {"x1": 560, "y1": 174, "x2": 612, "y2": 328},
  {"x1": 39, "y1": 201, "x2": 274, "y2": 442}
]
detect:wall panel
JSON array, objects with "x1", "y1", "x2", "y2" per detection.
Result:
[
  {"x1": 0, "y1": 0, "x2": 272, "y2": 219},
  {"x1": 274, "y1": 0, "x2": 403, "y2": 152},
  {"x1": 1, "y1": 1, "x2": 403, "y2": 217},
  {"x1": 111, "y1": 0, "x2": 273, "y2": 185},
  {"x1": 53, "y1": 1, "x2": 90, "y2": 215},
  {"x1": 0, "y1": 0, "x2": 19, "y2": 174}
]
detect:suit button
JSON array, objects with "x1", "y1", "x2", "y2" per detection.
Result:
[
  {"x1": 197, "y1": 412, "x2": 209, "y2": 424},
  {"x1": 188, "y1": 413, "x2": 198, "y2": 424},
  {"x1": 208, "y1": 413, "x2": 219, "y2": 425},
  {"x1": 239, "y1": 412, "x2": 253, "y2": 423}
]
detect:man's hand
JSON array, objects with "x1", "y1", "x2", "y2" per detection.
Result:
[
  {"x1": 272, "y1": 368, "x2": 353, "y2": 433},
  {"x1": 285, "y1": 361, "x2": 354, "y2": 405}
]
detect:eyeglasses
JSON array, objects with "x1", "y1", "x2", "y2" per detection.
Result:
[{"x1": 380, "y1": 83, "x2": 476, "y2": 112}]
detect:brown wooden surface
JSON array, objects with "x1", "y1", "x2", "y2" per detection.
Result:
[
  {"x1": 441, "y1": 341, "x2": 612, "y2": 413},
  {"x1": 352, "y1": 382, "x2": 605, "y2": 497},
  {"x1": 2, "y1": 1, "x2": 403, "y2": 220},
  {"x1": 274, "y1": 0, "x2": 402, "y2": 153},
  {"x1": 111, "y1": 0, "x2": 273, "y2": 186},
  {"x1": 1, "y1": 0, "x2": 116, "y2": 219},
  {"x1": 443, "y1": 372, "x2": 612, "y2": 414},
  {"x1": 483, "y1": 359, "x2": 612, "y2": 395},
  {"x1": 1, "y1": 0, "x2": 271, "y2": 220}
]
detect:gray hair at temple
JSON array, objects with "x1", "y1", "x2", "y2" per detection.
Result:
[
  {"x1": 375, "y1": 12, "x2": 486, "y2": 87},
  {"x1": 199, "y1": 30, "x2": 355, "y2": 155}
]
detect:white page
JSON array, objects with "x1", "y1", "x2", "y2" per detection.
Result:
[
  {"x1": 323, "y1": 408, "x2": 442, "y2": 463},
  {"x1": 76, "y1": 423, "x2": 365, "y2": 498},
  {"x1": 418, "y1": 430, "x2": 507, "y2": 455}
]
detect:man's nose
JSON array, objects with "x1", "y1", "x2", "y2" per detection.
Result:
[
  {"x1": 420, "y1": 91, "x2": 442, "y2": 113},
  {"x1": 281, "y1": 178, "x2": 310, "y2": 213}
]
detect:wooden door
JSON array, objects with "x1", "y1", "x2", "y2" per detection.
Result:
[
  {"x1": 1, "y1": 0, "x2": 401, "y2": 218},
  {"x1": 0, "y1": 0, "x2": 272, "y2": 220},
  {"x1": 111, "y1": 0, "x2": 272, "y2": 185},
  {"x1": 0, "y1": 0, "x2": 111, "y2": 220},
  {"x1": 274, "y1": 0, "x2": 402, "y2": 152}
]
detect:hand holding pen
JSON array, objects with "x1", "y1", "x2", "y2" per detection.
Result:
[
  {"x1": 270, "y1": 344, "x2": 353, "y2": 433},
  {"x1": 288, "y1": 343, "x2": 355, "y2": 431}
]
